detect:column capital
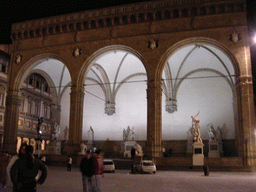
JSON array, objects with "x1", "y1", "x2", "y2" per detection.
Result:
[
  {"x1": 70, "y1": 85, "x2": 85, "y2": 94},
  {"x1": 236, "y1": 75, "x2": 253, "y2": 86}
]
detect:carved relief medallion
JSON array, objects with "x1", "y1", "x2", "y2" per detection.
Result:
[
  {"x1": 15, "y1": 54, "x2": 22, "y2": 64},
  {"x1": 73, "y1": 46, "x2": 81, "y2": 57},
  {"x1": 148, "y1": 38, "x2": 158, "y2": 50}
]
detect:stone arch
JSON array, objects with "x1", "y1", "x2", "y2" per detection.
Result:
[
  {"x1": 78, "y1": 45, "x2": 149, "y2": 88},
  {"x1": 12, "y1": 53, "x2": 71, "y2": 97},
  {"x1": 28, "y1": 69, "x2": 58, "y2": 105},
  {"x1": 156, "y1": 37, "x2": 240, "y2": 82},
  {"x1": 158, "y1": 37, "x2": 241, "y2": 143}
]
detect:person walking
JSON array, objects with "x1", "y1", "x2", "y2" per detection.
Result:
[
  {"x1": 10, "y1": 145, "x2": 47, "y2": 192},
  {"x1": 80, "y1": 150, "x2": 94, "y2": 192},
  {"x1": 0, "y1": 151, "x2": 11, "y2": 191},
  {"x1": 91, "y1": 150, "x2": 104, "y2": 192},
  {"x1": 67, "y1": 156, "x2": 72, "y2": 171}
]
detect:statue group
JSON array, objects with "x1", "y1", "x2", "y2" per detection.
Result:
[
  {"x1": 190, "y1": 112, "x2": 202, "y2": 143},
  {"x1": 52, "y1": 122, "x2": 61, "y2": 142},
  {"x1": 123, "y1": 126, "x2": 135, "y2": 141}
]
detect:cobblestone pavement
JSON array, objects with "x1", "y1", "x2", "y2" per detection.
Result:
[{"x1": 3, "y1": 166, "x2": 256, "y2": 192}]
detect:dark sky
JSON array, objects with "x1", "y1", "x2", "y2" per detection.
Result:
[{"x1": 1, "y1": 0, "x2": 147, "y2": 44}]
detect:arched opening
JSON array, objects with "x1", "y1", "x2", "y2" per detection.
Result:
[
  {"x1": 81, "y1": 49, "x2": 148, "y2": 157},
  {"x1": 161, "y1": 43, "x2": 237, "y2": 157},
  {"x1": 11, "y1": 56, "x2": 71, "y2": 155}
]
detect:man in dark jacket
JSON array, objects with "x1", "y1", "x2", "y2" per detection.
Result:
[
  {"x1": 80, "y1": 150, "x2": 94, "y2": 192},
  {"x1": 10, "y1": 145, "x2": 47, "y2": 192}
]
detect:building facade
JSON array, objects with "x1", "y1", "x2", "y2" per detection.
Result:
[{"x1": 3, "y1": 0, "x2": 256, "y2": 168}]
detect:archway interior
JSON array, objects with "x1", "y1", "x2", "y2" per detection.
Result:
[
  {"x1": 32, "y1": 59, "x2": 71, "y2": 140},
  {"x1": 83, "y1": 50, "x2": 147, "y2": 141},
  {"x1": 162, "y1": 44, "x2": 236, "y2": 141}
]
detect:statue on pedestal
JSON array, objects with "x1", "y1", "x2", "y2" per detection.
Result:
[
  {"x1": 191, "y1": 111, "x2": 202, "y2": 143},
  {"x1": 87, "y1": 126, "x2": 94, "y2": 150},
  {"x1": 79, "y1": 142, "x2": 87, "y2": 154},
  {"x1": 123, "y1": 126, "x2": 135, "y2": 141},
  {"x1": 207, "y1": 123, "x2": 218, "y2": 141},
  {"x1": 52, "y1": 122, "x2": 61, "y2": 142}
]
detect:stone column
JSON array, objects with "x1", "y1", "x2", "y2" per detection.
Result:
[
  {"x1": 236, "y1": 75, "x2": 256, "y2": 167},
  {"x1": 146, "y1": 81, "x2": 162, "y2": 159},
  {"x1": 3, "y1": 91, "x2": 21, "y2": 154},
  {"x1": 67, "y1": 85, "x2": 84, "y2": 155}
]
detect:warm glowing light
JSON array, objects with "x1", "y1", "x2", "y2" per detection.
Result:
[{"x1": 254, "y1": 35, "x2": 256, "y2": 43}]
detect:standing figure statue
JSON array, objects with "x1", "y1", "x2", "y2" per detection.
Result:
[
  {"x1": 207, "y1": 123, "x2": 218, "y2": 141},
  {"x1": 52, "y1": 122, "x2": 61, "y2": 142},
  {"x1": 191, "y1": 111, "x2": 202, "y2": 143}
]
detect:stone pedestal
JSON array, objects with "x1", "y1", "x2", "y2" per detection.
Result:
[
  {"x1": 46, "y1": 141, "x2": 61, "y2": 155},
  {"x1": 192, "y1": 142, "x2": 204, "y2": 166},
  {"x1": 208, "y1": 141, "x2": 220, "y2": 157},
  {"x1": 121, "y1": 141, "x2": 137, "y2": 158}
]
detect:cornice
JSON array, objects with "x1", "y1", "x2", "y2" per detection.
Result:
[{"x1": 11, "y1": 0, "x2": 246, "y2": 41}]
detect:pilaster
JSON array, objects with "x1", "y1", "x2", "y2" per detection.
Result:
[
  {"x1": 236, "y1": 75, "x2": 256, "y2": 167},
  {"x1": 146, "y1": 80, "x2": 162, "y2": 159},
  {"x1": 67, "y1": 85, "x2": 84, "y2": 155},
  {"x1": 3, "y1": 91, "x2": 21, "y2": 154}
]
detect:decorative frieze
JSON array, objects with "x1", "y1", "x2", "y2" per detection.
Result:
[{"x1": 11, "y1": 0, "x2": 245, "y2": 41}]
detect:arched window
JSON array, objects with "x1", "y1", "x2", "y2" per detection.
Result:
[{"x1": 27, "y1": 97, "x2": 32, "y2": 114}]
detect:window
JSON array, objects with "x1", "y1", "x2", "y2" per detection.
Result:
[
  {"x1": 0, "y1": 93, "x2": 4, "y2": 106},
  {"x1": 27, "y1": 101, "x2": 32, "y2": 114},
  {"x1": 44, "y1": 103, "x2": 48, "y2": 118},
  {"x1": 35, "y1": 103, "x2": 39, "y2": 116},
  {"x1": 20, "y1": 100, "x2": 24, "y2": 111}
]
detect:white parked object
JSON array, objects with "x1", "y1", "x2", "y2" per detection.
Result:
[
  {"x1": 103, "y1": 159, "x2": 115, "y2": 173},
  {"x1": 136, "y1": 160, "x2": 156, "y2": 174}
]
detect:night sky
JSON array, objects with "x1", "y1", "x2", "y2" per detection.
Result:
[{"x1": 1, "y1": 0, "x2": 147, "y2": 44}]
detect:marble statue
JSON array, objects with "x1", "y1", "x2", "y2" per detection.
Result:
[
  {"x1": 134, "y1": 143, "x2": 143, "y2": 157},
  {"x1": 52, "y1": 122, "x2": 61, "y2": 142},
  {"x1": 80, "y1": 142, "x2": 87, "y2": 154},
  {"x1": 15, "y1": 54, "x2": 22, "y2": 64},
  {"x1": 190, "y1": 112, "x2": 202, "y2": 143},
  {"x1": 217, "y1": 126, "x2": 222, "y2": 141},
  {"x1": 207, "y1": 123, "x2": 218, "y2": 141},
  {"x1": 123, "y1": 126, "x2": 135, "y2": 141},
  {"x1": 87, "y1": 126, "x2": 94, "y2": 144},
  {"x1": 63, "y1": 126, "x2": 69, "y2": 141},
  {"x1": 73, "y1": 46, "x2": 81, "y2": 57}
]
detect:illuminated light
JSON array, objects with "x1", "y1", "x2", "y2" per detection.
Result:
[{"x1": 254, "y1": 35, "x2": 256, "y2": 43}]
